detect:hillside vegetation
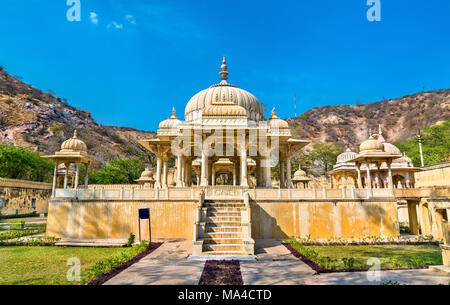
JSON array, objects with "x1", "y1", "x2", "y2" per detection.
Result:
[{"x1": 0, "y1": 66, "x2": 155, "y2": 165}]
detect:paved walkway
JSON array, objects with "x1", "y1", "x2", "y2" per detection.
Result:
[
  {"x1": 103, "y1": 239, "x2": 450, "y2": 285},
  {"x1": 104, "y1": 239, "x2": 205, "y2": 285}
]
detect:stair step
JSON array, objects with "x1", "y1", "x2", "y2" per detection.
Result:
[
  {"x1": 206, "y1": 221, "x2": 241, "y2": 227},
  {"x1": 206, "y1": 207, "x2": 243, "y2": 212},
  {"x1": 203, "y1": 244, "x2": 244, "y2": 252},
  {"x1": 203, "y1": 232, "x2": 242, "y2": 238},
  {"x1": 201, "y1": 250, "x2": 247, "y2": 256},
  {"x1": 206, "y1": 216, "x2": 241, "y2": 222},
  {"x1": 201, "y1": 238, "x2": 243, "y2": 245},
  {"x1": 206, "y1": 226, "x2": 242, "y2": 233},
  {"x1": 207, "y1": 211, "x2": 241, "y2": 217}
]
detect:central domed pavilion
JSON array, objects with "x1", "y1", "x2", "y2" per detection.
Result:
[{"x1": 139, "y1": 58, "x2": 310, "y2": 188}]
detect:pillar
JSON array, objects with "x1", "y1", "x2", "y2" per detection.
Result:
[
  {"x1": 74, "y1": 163, "x2": 80, "y2": 190},
  {"x1": 155, "y1": 156, "x2": 162, "y2": 189},
  {"x1": 51, "y1": 164, "x2": 57, "y2": 197},
  {"x1": 162, "y1": 159, "x2": 168, "y2": 188},
  {"x1": 407, "y1": 201, "x2": 420, "y2": 235},
  {"x1": 286, "y1": 155, "x2": 292, "y2": 189},
  {"x1": 365, "y1": 161, "x2": 372, "y2": 190},
  {"x1": 212, "y1": 166, "x2": 216, "y2": 186},
  {"x1": 84, "y1": 162, "x2": 90, "y2": 189},
  {"x1": 240, "y1": 136, "x2": 248, "y2": 187},
  {"x1": 200, "y1": 149, "x2": 208, "y2": 186},
  {"x1": 280, "y1": 157, "x2": 286, "y2": 188},
  {"x1": 63, "y1": 163, "x2": 69, "y2": 189},
  {"x1": 176, "y1": 155, "x2": 183, "y2": 187},
  {"x1": 356, "y1": 163, "x2": 362, "y2": 189},
  {"x1": 387, "y1": 160, "x2": 393, "y2": 190}
]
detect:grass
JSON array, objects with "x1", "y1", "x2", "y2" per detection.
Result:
[
  {"x1": 286, "y1": 239, "x2": 442, "y2": 271},
  {"x1": 0, "y1": 246, "x2": 132, "y2": 285},
  {"x1": 0, "y1": 229, "x2": 46, "y2": 241}
]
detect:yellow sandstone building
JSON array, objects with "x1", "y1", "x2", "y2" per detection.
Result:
[{"x1": 44, "y1": 59, "x2": 449, "y2": 257}]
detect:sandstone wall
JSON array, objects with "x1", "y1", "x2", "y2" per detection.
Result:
[
  {"x1": 251, "y1": 200, "x2": 399, "y2": 239},
  {"x1": 46, "y1": 200, "x2": 198, "y2": 240},
  {"x1": 0, "y1": 178, "x2": 51, "y2": 215},
  {"x1": 46, "y1": 198, "x2": 399, "y2": 241},
  {"x1": 415, "y1": 162, "x2": 450, "y2": 187}
]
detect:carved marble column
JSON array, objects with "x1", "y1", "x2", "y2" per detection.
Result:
[
  {"x1": 155, "y1": 156, "x2": 162, "y2": 189},
  {"x1": 286, "y1": 154, "x2": 292, "y2": 189},
  {"x1": 200, "y1": 149, "x2": 208, "y2": 187},
  {"x1": 356, "y1": 163, "x2": 362, "y2": 189},
  {"x1": 365, "y1": 161, "x2": 372, "y2": 190},
  {"x1": 162, "y1": 158, "x2": 168, "y2": 188},
  {"x1": 176, "y1": 154, "x2": 183, "y2": 187}
]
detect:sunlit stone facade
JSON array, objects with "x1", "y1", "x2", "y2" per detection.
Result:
[{"x1": 138, "y1": 58, "x2": 310, "y2": 189}]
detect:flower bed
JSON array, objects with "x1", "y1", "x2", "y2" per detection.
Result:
[{"x1": 198, "y1": 260, "x2": 244, "y2": 285}]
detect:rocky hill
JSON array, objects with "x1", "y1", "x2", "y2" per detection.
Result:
[
  {"x1": 288, "y1": 89, "x2": 450, "y2": 151},
  {"x1": 0, "y1": 66, "x2": 155, "y2": 164},
  {"x1": 1, "y1": 65, "x2": 449, "y2": 163}
]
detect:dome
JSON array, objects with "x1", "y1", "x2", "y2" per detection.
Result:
[
  {"x1": 393, "y1": 153, "x2": 413, "y2": 165},
  {"x1": 269, "y1": 108, "x2": 289, "y2": 129},
  {"x1": 61, "y1": 130, "x2": 87, "y2": 152},
  {"x1": 360, "y1": 136, "x2": 384, "y2": 152},
  {"x1": 140, "y1": 168, "x2": 154, "y2": 178},
  {"x1": 203, "y1": 101, "x2": 247, "y2": 117},
  {"x1": 159, "y1": 108, "x2": 182, "y2": 130},
  {"x1": 184, "y1": 58, "x2": 263, "y2": 122},
  {"x1": 294, "y1": 169, "x2": 306, "y2": 177},
  {"x1": 382, "y1": 142, "x2": 401, "y2": 155},
  {"x1": 337, "y1": 148, "x2": 357, "y2": 163}
]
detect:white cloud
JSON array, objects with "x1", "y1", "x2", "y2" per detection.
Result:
[
  {"x1": 125, "y1": 14, "x2": 136, "y2": 25},
  {"x1": 90, "y1": 12, "x2": 98, "y2": 24},
  {"x1": 107, "y1": 21, "x2": 123, "y2": 29}
]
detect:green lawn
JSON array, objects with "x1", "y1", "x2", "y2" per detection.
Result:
[
  {"x1": 287, "y1": 240, "x2": 442, "y2": 270},
  {"x1": 0, "y1": 246, "x2": 129, "y2": 285}
]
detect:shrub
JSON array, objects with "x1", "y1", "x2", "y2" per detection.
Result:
[{"x1": 126, "y1": 233, "x2": 135, "y2": 247}]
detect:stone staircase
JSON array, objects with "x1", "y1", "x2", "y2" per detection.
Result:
[{"x1": 193, "y1": 197, "x2": 254, "y2": 256}]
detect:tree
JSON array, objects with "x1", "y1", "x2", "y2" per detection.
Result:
[
  {"x1": 308, "y1": 143, "x2": 344, "y2": 175},
  {"x1": 395, "y1": 120, "x2": 450, "y2": 167},
  {"x1": 89, "y1": 159, "x2": 145, "y2": 184},
  {"x1": 0, "y1": 144, "x2": 54, "y2": 182}
]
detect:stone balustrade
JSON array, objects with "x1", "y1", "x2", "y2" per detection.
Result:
[{"x1": 53, "y1": 186, "x2": 399, "y2": 201}]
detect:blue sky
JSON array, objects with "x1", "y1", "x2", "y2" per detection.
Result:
[{"x1": 1, "y1": 0, "x2": 449, "y2": 131}]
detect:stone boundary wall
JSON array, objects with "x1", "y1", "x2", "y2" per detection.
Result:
[
  {"x1": 250, "y1": 200, "x2": 399, "y2": 239},
  {"x1": 415, "y1": 162, "x2": 450, "y2": 187},
  {"x1": 0, "y1": 178, "x2": 51, "y2": 215},
  {"x1": 0, "y1": 178, "x2": 51, "y2": 189},
  {"x1": 46, "y1": 198, "x2": 399, "y2": 241},
  {"x1": 46, "y1": 200, "x2": 199, "y2": 240}
]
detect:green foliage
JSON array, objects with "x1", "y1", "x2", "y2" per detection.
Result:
[
  {"x1": 126, "y1": 233, "x2": 135, "y2": 247},
  {"x1": 85, "y1": 241, "x2": 149, "y2": 283},
  {"x1": 308, "y1": 143, "x2": 344, "y2": 175},
  {"x1": 0, "y1": 211, "x2": 38, "y2": 220},
  {"x1": 89, "y1": 159, "x2": 145, "y2": 184},
  {"x1": 0, "y1": 144, "x2": 54, "y2": 182},
  {"x1": 395, "y1": 120, "x2": 450, "y2": 167},
  {"x1": 286, "y1": 238, "x2": 442, "y2": 271}
]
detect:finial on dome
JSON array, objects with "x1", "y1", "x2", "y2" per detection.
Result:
[
  {"x1": 171, "y1": 107, "x2": 177, "y2": 119},
  {"x1": 219, "y1": 56, "x2": 229, "y2": 81},
  {"x1": 73, "y1": 130, "x2": 78, "y2": 139},
  {"x1": 378, "y1": 124, "x2": 382, "y2": 135},
  {"x1": 271, "y1": 107, "x2": 277, "y2": 118}
]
